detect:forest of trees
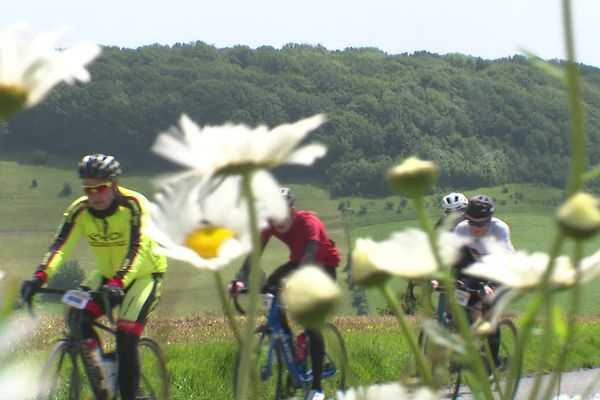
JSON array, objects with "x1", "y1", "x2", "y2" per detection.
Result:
[{"x1": 5, "y1": 42, "x2": 600, "y2": 196}]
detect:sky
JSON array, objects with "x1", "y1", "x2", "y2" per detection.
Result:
[{"x1": 2, "y1": 0, "x2": 600, "y2": 68}]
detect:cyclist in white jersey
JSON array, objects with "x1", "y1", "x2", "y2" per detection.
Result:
[
  {"x1": 453, "y1": 197, "x2": 514, "y2": 258},
  {"x1": 451, "y1": 194, "x2": 515, "y2": 370}
]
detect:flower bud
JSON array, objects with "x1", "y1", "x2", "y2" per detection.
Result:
[
  {"x1": 281, "y1": 266, "x2": 341, "y2": 328},
  {"x1": 386, "y1": 156, "x2": 438, "y2": 198},
  {"x1": 556, "y1": 192, "x2": 600, "y2": 239},
  {"x1": 351, "y1": 238, "x2": 391, "y2": 288}
]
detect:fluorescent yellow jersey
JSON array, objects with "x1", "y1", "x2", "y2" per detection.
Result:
[{"x1": 36, "y1": 187, "x2": 167, "y2": 288}]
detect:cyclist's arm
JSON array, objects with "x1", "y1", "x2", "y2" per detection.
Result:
[
  {"x1": 299, "y1": 240, "x2": 319, "y2": 265},
  {"x1": 109, "y1": 196, "x2": 148, "y2": 288},
  {"x1": 35, "y1": 200, "x2": 85, "y2": 285},
  {"x1": 497, "y1": 222, "x2": 515, "y2": 253}
]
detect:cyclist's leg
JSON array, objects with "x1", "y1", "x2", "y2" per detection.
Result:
[
  {"x1": 116, "y1": 273, "x2": 163, "y2": 400},
  {"x1": 306, "y1": 327, "x2": 325, "y2": 390}
]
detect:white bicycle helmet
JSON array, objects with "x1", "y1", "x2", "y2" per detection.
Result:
[
  {"x1": 279, "y1": 187, "x2": 295, "y2": 207},
  {"x1": 441, "y1": 192, "x2": 469, "y2": 212}
]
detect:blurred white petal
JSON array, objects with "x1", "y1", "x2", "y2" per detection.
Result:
[
  {"x1": 367, "y1": 229, "x2": 468, "y2": 279},
  {"x1": 0, "y1": 23, "x2": 100, "y2": 108},
  {"x1": 337, "y1": 382, "x2": 440, "y2": 399},
  {"x1": 151, "y1": 113, "x2": 327, "y2": 182},
  {"x1": 464, "y1": 251, "x2": 574, "y2": 289}
]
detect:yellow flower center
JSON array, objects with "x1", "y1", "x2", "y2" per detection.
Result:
[
  {"x1": 185, "y1": 226, "x2": 235, "y2": 258},
  {"x1": 0, "y1": 84, "x2": 28, "y2": 119}
]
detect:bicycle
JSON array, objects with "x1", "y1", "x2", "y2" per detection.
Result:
[
  {"x1": 27, "y1": 287, "x2": 169, "y2": 400},
  {"x1": 418, "y1": 280, "x2": 521, "y2": 399},
  {"x1": 232, "y1": 289, "x2": 349, "y2": 399}
]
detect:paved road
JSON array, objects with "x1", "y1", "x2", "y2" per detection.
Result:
[{"x1": 454, "y1": 369, "x2": 600, "y2": 399}]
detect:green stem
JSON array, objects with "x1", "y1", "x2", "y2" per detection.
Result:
[
  {"x1": 412, "y1": 196, "x2": 493, "y2": 399},
  {"x1": 380, "y1": 283, "x2": 433, "y2": 386},
  {"x1": 213, "y1": 269, "x2": 242, "y2": 344},
  {"x1": 563, "y1": 0, "x2": 586, "y2": 195},
  {"x1": 235, "y1": 171, "x2": 262, "y2": 400},
  {"x1": 542, "y1": 241, "x2": 583, "y2": 399},
  {"x1": 517, "y1": 232, "x2": 563, "y2": 399}
]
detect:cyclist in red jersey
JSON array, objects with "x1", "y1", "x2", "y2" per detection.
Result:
[{"x1": 231, "y1": 186, "x2": 340, "y2": 400}]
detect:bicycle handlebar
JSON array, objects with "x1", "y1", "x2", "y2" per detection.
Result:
[{"x1": 27, "y1": 287, "x2": 114, "y2": 324}]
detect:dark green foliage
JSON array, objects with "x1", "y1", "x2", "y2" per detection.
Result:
[
  {"x1": 7, "y1": 45, "x2": 600, "y2": 195},
  {"x1": 32, "y1": 150, "x2": 48, "y2": 165},
  {"x1": 42, "y1": 260, "x2": 86, "y2": 303},
  {"x1": 502, "y1": 186, "x2": 509, "y2": 194},
  {"x1": 358, "y1": 204, "x2": 368, "y2": 215}
]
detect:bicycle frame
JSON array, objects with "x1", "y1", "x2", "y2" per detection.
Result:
[{"x1": 260, "y1": 295, "x2": 338, "y2": 388}]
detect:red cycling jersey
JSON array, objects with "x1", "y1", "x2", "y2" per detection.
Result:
[{"x1": 261, "y1": 209, "x2": 341, "y2": 267}]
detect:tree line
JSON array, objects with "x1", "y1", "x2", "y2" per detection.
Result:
[{"x1": 6, "y1": 41, "x2": 600, "y2": 196}]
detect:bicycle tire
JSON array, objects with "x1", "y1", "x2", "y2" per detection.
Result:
[
  {"x1": 418, "y1": 327, "x2": 463, "y2": 399},
  {"x1": 36, "y1": 340, "x2": 81, "y2": 400},
  {"x1": 137, "y1": 337, "x2": 170, "y2": 400},
  {"x1": 302, "y1": 322, "x2": 349, "y2": 399},
  {"x1": 234, "y1": 325, "x2": 286, "y2": 399},
  {"x1": 489, "y1": 318, "x2": 521, "y2": 398}
]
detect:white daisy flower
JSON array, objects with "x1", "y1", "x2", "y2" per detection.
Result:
[
  {"x1": 151, "y1": 113, "x2": 327, "y2": 183},
  {"x1": 463, "y1": 251, "x2": 575, "y2": 289},
  {"x1": 0, "y1": 23, "x2": 100, "y2": 117},
  {"x1": 147, "y1": 172, "x2": 286, "y2": 270},
  {"x1": 352, "y1": 229, "x2": 468, "y2": 283},
  {"x1": 337, "y1": 382, "x2": 440, "y2": 400}
]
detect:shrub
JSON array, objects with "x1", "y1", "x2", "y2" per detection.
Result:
[
  {"x1": 358, "y1": 204, "x2": 368, "y2": 215},
  {"x1": 385, "y1": 201, "x2": 394, "y2": 210},
  {"x1": 502, "y1": 186, "x2": 509, "y2": 194},
  {"x1": 42, "y1": 260, "x2": 86, "y2": 303}
]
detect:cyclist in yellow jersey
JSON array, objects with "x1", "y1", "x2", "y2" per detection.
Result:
[{"x1": 21, "y1": 154, "x2": 168, "y2": 400}]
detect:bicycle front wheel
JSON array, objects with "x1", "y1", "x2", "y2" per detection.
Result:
[
  {"x1": 418, "y1": 327, "x2": 463, "y2": 399},
  {"x1": 37, "y1": 340, "x2": 81, "y2": 400},
  {"x1": 234, "y1": 326, "x2": 285, "y2": 400},
  {"x1": 137, "y1": 337, "x2": 170, "y2": 400},
  {"x1": 489, "y1": 319, "x2": 521, "y2": 398},
  {"x1": 303, "y1": 323, "x2": 349, "y2": 399}
]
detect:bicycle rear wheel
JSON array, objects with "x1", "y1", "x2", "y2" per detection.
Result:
[
  {"x1": 303, "y1": 323, "x2": 349, "y2": 399},
  {"x1": 489, "y1": 319, "x2": 520, "y2": 398},
  {"x1": 37, "y1": 340, "x2": 81, "y2": 400},
  {"x1": 137, "y1": 337, "x2": 170, "y2": 400},
  {"x1": 234, "y1": 326, "x2": 286, "y2": 399}
]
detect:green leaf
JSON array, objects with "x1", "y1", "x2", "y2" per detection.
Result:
[{"x1": 552, "y1": 305, "x2": 568, "y2": 342}]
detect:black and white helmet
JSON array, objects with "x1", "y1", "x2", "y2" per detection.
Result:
[
  {"x1": 441, "y1": 192, "x2": 469, "y2": 212},
  {"x1": 77, "y1": 154, "x2": 122, "y2": 179},
  {"x1": 279, "y1": 187, "x2": 294, "y2": 207}
]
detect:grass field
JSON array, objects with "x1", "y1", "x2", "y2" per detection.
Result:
[
  {"x1": 2, "y1": 157, "x2": 600, "y2": 317},
  {"x1": 13, "y1": 313, "x2": 600, "y2": 399}
]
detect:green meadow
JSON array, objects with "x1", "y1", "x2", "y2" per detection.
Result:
[
  {"x1": 3, "y1": 158, "x2": 600, "y2": 316},
  {"x1": 5, "y1": 157, "x2": 600, "y2": 398}
]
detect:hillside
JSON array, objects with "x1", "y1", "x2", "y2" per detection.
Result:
[{"x1": 4, "y1": 44, "x2": 600, "y2": 196}]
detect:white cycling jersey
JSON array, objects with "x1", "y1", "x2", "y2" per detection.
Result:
[{"x1": 453, "y1": 216, "x2": 515, "y2": 257}]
